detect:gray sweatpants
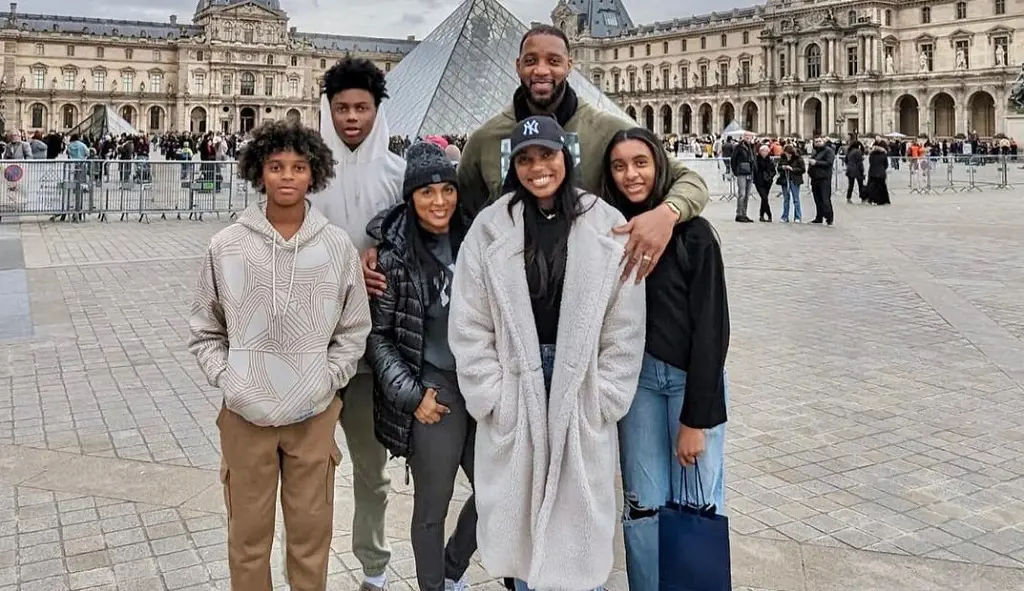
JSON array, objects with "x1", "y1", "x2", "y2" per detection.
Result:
[
  {"x1": 408, "y1": 363, "x2": 478, "y2": 591},
  {"x1": 341, "y1": 371, "x2": 392, "y2": 577}
]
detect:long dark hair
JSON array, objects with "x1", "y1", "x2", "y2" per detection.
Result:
[
  {"x1": 501, "y1": 146, "x2": 586, "y2": 307},
  {"x1": 403, "y1": 188, "x2": 466, "y2": 307},
  {"x1": 601, "y1": 127, "x2": 721, "y2": 269},
  {"x1": 600, "y1": 127, "x2": 673, "y2": 218}
]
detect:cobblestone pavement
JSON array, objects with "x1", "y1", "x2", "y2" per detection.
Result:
[{"x1": 2, "y1": 187, "x2": 1024, "y2": 590}]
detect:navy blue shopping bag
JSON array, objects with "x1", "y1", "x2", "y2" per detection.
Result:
[{"x1": 658, "y1": 462, "x2": 731, "y2": 591}]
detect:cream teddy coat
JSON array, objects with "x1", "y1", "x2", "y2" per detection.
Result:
[{"x1": 449, "y1": 192, "x2": 645, "y2": 591}]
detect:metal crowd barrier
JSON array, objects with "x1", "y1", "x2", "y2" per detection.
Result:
[
  {"x1": 0, "y1": 159, "x2": 259, "y2": 223},
  {"x1": 0, "y1": 155, "x2": 1018, "y2": 223},
  {"x1": 679, "y1": 154, "x2": 1021, "y2": 202}
]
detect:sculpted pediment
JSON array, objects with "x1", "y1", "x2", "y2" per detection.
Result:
[{"x1": 217, "y1": 3, "x2": 283, "y2": 20}]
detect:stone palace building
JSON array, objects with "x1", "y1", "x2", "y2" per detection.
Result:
[
  {"x1": 556, "y1": 0, "x2": 1024, "y2": 139},
  {"x1": 1, "y1": 0, "x2": 417, "y2": 134}
]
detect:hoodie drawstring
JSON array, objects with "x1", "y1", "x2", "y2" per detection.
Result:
[
  {"x1": 270, "y1": 238, "x2": 299, "y2": 317},
  {"x1": 284, "y1": 242, "x2": 297, "y2": 315},
  {"x1": 271, "y1": 239, "x2": 278, "y2": 316}
]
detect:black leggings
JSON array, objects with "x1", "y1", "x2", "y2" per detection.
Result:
[
  {"x1": 846, "y1": 176, "x2": 865, "y2": 201},
  {"x1": 755, "y1": 183, "x2": 772, "y2": 220}
]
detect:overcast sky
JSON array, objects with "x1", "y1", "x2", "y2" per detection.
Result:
[{"x1": 25, "y1": 0, "x2": 763, "y2": 39}]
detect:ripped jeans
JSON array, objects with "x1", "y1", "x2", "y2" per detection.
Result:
[{"x1": 617, "y1": 353, "x2": 728, "y2": 591}]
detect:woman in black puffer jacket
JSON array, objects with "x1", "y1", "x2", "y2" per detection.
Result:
[{"x1": 364, "y1": 142, "x2": 476, "y2": 591}]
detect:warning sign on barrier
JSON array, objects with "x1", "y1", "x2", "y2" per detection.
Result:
[{"x1": 3, "y1": 165, "x2": 23, "y2": 183}]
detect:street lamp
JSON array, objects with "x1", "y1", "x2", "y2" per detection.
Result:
[{"x1": 0, "y1": 77, "x2": 6, "y2": 132}]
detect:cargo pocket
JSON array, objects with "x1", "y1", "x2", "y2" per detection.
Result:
[
  {"x1": 326, "y1": 446, "x2": 342, "y2": 508},
  {"x1": 219, "y1": 461, "x2": 232, "y2": 518}
]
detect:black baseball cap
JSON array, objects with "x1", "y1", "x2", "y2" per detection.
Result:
[{"x1": 510, "y1": 115, "x2": 566, "y2": 157}]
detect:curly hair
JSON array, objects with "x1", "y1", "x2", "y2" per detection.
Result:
[
  {"x1": 323, "y1": 57, "x2": 388, "y2": 105},
  {"x1": 237, "y1": 120, "x2": 336, "y2": 194}
]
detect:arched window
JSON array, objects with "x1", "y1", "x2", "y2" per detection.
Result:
[
  {"x1": 244, "y1": 24, "x2": 254, "y2": 44},
  {"x1": 31, "y1": 104, "x2": 46, "y2": 128},
  {"x1": 266, "y1": 54, "x2": 274, "y2": 65},
  {"x1": 240, "y1": 72, "x2": 255, "y2": 96},
  {"x1": 806, "y1": 44, "x2": 821, "y2": 79},
  {"x1": 149, "y1": 106, "x2": 163, "y2": 130},
  {"x1": 848, "y1": 10, "x2": 857, "y2": 25},
  {"x1": 62, "y1": 105, "x2": 77, "y2": 129}
]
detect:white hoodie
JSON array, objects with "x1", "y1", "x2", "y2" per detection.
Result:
[{"x1": 310, "y1": 94, "x2": 405, "y2": 253}]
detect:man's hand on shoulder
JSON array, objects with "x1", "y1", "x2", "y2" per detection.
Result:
[
  {"x1": 612, "y1": 203, "x2": 677, "y2": 284},
  {"x1": 361, "y1": 248, "x2": 387, "y2": 297}
]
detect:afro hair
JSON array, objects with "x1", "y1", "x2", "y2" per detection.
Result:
[
  {"x1": 322, "y1": 57, "x2": 388, "y2": 105},
  {"x1": 236, "y1": 120, "x2": 336, "y2": 194}
]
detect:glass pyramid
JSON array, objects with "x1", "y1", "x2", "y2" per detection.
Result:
[
  {"x1": 68, "y1": 106, "x2": 141, "y2": 138},
  {"x1": 382, "y1": 0, "x2": 628, "y2": 138}
]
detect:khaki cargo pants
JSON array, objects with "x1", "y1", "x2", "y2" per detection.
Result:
[{"x1": 217, "y1": 397, "x2": 343, "y2": 591}]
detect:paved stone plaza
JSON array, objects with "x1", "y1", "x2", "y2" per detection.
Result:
[{"x1": 1, "y1": 186, "x2": 1024, "y2": 591}]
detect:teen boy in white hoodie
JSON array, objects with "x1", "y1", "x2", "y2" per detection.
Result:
[
  {"x1": 309, "y1": 57, "x2": 405, "y2": 591},
  {"x1": 188, "y1": 120, "x2": 371, "y2": 590}
]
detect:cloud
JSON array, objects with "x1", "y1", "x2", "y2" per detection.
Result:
[
  {"x1": 25, "y1": 0, "x2": 765, "y2": 38},
  {"x1": 395, "y1": 12, "x2": 426, "y2": 28}
]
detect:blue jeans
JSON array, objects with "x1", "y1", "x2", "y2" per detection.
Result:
[
  {"x1": 781, "y1": 182, "x2": 802, "y2": 221},
  {"x1": 513, "y1": 580, "x2": 603, "y2": 591},
  {"x1": 618, "y1": 353, "x2": 728, "y2": 591},
  {"x1": 540, "y1": 344, "x2": 556, "y2": 394}
]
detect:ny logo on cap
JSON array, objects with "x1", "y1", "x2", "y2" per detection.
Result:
[{"x1": 523, "y1": 120, "x2": 540, "y2": 135}]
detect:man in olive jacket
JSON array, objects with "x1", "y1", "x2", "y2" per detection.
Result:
[{"x1": 457, "y1": 24, "x2": 709, "y2": 282}]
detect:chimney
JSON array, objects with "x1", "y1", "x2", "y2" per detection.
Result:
[
  {"x1": 406, "y1": 35, "x2": 415, "y2": 41},
  {"x1": 289, "y1": 26, "x2": 296, "y2": 34},
  {"x1": 169, "y1": 14, "x2": 177, "y2": 24},
  {"x1": 9, "y1": 2, "x2": 16, "y2": 16}
]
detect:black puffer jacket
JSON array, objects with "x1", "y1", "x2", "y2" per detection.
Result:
[{"x1": 365, "y1": 204, "x2": 427, "y2": 458}]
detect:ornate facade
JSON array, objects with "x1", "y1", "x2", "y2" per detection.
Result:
[
  {"x1": 556, "y1": 0, "x2": 1024, "y2": 138},
  {"x1": 1, "y1": 0, "x2": 418, "y2": 134}
]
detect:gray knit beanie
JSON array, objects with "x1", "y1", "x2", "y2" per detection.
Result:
[{"x1": 403, "y1": 142, "x2": 458, "y2": 200}]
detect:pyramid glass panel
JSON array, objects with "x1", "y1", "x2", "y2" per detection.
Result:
[
  {"x1": 382, "y1": 0, "x2": 472, "y2": 137},
  {"x1": 383, "y1": 0, "x2": 628, "y2": 138},
  {"x1": 68, "y1": 106, "x2": 140, "y2": 138}
]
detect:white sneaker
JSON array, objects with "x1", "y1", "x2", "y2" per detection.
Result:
[{"x1": 444, "y1": 577, "x2": 470, "y2": 591}]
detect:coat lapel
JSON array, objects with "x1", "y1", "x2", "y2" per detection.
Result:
[{"x1": 481, "y1": 201, "x2": 543, "y2": 374}]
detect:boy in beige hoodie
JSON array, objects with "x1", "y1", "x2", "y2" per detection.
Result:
[{"x1": 188, "y1": 120, "x2": 371, "y2": 591}]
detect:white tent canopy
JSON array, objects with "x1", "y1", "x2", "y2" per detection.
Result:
[{"x1": 721, "y1": 121, "x2": 754, "y2": 137}]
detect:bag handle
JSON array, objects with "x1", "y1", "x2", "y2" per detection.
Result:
[{"x1": 679, "y1": 458, "x2": 708, "y2": 508}]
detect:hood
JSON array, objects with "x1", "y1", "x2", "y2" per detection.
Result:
[
  {"x1": 237, "y1": 199, "x2": 330, "y2": 245},
  {"x1": 236, "y1": 200, "x2": 330, "y2": 316},
  {"x1": 319, "y1": 93, "x2": 394, "y2": 164},
  {"x1": 376, "y1": 203, "x2": 410, "y2": 256},
  {"x1": 311, "y1": 94, "x2": 406, "y2": 254}
]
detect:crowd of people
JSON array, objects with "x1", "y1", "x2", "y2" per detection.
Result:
[
  {"x1": 186, "y1": 24, "x2": 727, "y2": 591},
  {"x1": 717, "y1": 134, "x2": 896, "y2": 226},
  {"x1": 0, "y1": 128, "x2": 248, "y2": 164},
  {"x1": 660, "y1": 131, "x2": 1020, "y2": 161}
]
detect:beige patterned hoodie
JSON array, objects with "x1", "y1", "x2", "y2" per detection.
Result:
[{"x1": 187, "y1": 201, "x2": 371, "y2": 427}]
